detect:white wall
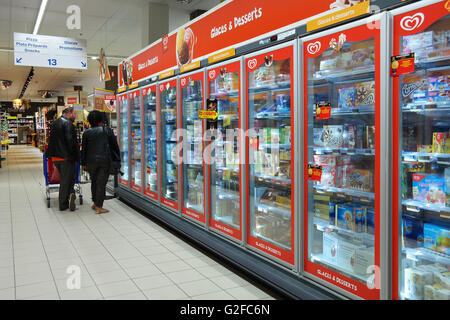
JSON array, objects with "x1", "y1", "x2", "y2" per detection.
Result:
[{"x1": 169, "y1": 8, "x2": 190, "y2": 33}]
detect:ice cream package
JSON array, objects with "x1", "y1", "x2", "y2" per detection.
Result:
[{"x1": 412, "y1": 173, "x2": 446, "y2": 206}]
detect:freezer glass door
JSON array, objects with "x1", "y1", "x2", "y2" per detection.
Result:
[
  {"x1": 304, "y1": 23, "x2": 380, "y2": 299},
  {"x1": 143, "y1": 86, "x2": 158, "y2": 200},
  {"x1": 393, "y1": 3, "x2": 450, "y2": 300},
  {"x1": 119, "y1": 94, "x2": 129, "y2": 186},
  {"x1": 159, "y1": 80, "x2": 179, "y2": 209},
  {"x1": 129, "y1": 90, "x2": 142, "y2": 192},
  {"x1": 181, "y1": 72, "x2": 205, "y2": 222},
  {"x1": 207, "y1": 61, "x2": 241, "y2": 240},
  {"x1": 246, "y1": 45, "x2": 295, "y2": 264}
]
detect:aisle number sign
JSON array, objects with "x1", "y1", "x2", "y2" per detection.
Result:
[{"x1": 14, "y1": 33, "x2": 87, "y2": 69}]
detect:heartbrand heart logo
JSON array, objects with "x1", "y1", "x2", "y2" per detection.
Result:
[
  {"x1": 181, "y1": 78, "x2": 186, "y2": 86},
  {"x1": 307, "y1": 41, "x2": 321, "y2": 55},
  {"x1": 247, "y1": 58, "x2": 258, "y2": 70},
  {"x1": 400, "y1": 12, "x2": 425, "y2": 31},
  {"x1": 160, "y1": 84, "x2": 164, "y2": 92},
  {"x1": 209, "y1": 70, "x2": 216, "y2": 80}
]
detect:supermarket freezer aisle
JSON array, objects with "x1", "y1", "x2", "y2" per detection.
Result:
[{"x1": 0, "y1": 145, "x2": 276, "y2": 300}]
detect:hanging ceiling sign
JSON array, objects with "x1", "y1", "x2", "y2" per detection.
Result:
[{"x1": 14, "y1": 32, "x2": 87, "y2": 70}]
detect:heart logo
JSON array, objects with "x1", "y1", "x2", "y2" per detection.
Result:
[
  {"x1": 160, "y1": 84, "x2": 164, "y2": 92},
  {"x1": 209, "y1": 70, "x2": 216, "y2": 80},
  {"x1": 400, "y1": 12, "x2": 425, "y2": 31},
  {"x1": 247, "y1": 58, "x2": 258, "y2": 70},
  {"x1": 163, "y1": 36, "x2": 168, "y2": 46},
  {"x1": 307, "y1": 41, "x2": 321, "y2": 55},
  {"x1": 181, "y1": 78, "x2": 186, "y2": 86}
]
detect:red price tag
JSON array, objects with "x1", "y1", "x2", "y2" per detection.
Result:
[
  {"x1": 308, "y1": 164, "x2": 322, "y2": 181},
  {"x1": 315, "y1": 104, "x2": 331, "y2": 120},
  {"x1": 391, "y1": 53, "x2": 415, "y2": 77}
]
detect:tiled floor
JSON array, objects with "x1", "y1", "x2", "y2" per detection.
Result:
[{"x1": 0, "y1": 145, "x2": 276, "y2": 300}]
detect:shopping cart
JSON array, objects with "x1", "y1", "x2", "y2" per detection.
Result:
[{"x1": 43, "y1": 152, "x2": 83, "y2": 208}]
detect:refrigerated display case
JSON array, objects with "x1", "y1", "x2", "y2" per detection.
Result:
[
  {"x1": 142, "y1": 85, "x2": 159, "y2": 200},
  {"x1": 118, "y1": 93, "x2": 129, "y2": 187},
  {"x1": 159, "y1": 78, "x2": 179, "y2": 211},
  {"x1": 129, "y1": 90, "x2": 143, "y2": 193},
  {"x1": 303, "y1": 18, "x2": 386, "y2": 299},
  {"x1": 180, "y1": 71, "x2": 206, "y2": 224},
  {"x1": 391, "y1": 0, "x2": 450, "y2": 300},
  {"x1": 245, "y1": 43, "x2": 296, "y2": 265},
  {"x1": 207, "y1": 59, "x2": 242, "y2": 241}
]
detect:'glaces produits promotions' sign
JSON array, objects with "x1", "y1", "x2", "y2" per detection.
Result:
[{"x1": 118, "y1": 0, "x2": 370, "y2": 87}]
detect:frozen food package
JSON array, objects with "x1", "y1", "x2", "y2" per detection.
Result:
[
  {"x1": 345, "y1": 169, "x2": 373, "y2": 192},
  {"x1": 402, "y1": 31, "x2": 433, "y2": 56},
  {"x1": 355, "y1": 81, "x2": 375, "y2": 107},
  {"x1": 401, "y1": 75, "x2": 429, "y2": 106},
  {"x1": 322, "y1": 232, "x2": 339, "y2": 264},
  {"x1": 336, "y1": 204, "x2": 356, "y2": 231},
  {"x1": 445, "y1": 167, "x2": 450, "y2": 207},
  {"x1": 412, "y1": 174, "x2": 446, "y2": 206},
  {"x1": 338, "y1": 87, "x2": 355, "y2": 109},
  {"x1": 313, "y1": 128, "x2": 325, "y2": 147},
  {"x1": 423, "y1": 223, "x2": 450, "y2": 255},
  {"x1": 321, "y1": 125, "x2": 344, "y2": 148},
  {"x1": 352, "y1": 247, "x2": 375, "y2": 275},
  {"x1": 337, "y1": 239, "x2": 365, "y2": 270},
  {"x1": 432, "y1": 132, "x2": 449, "y2": 153},
  {"x1": 404, "y1": 267, "x2": 433, "y2": 300},
  {"x1": 402, "y1": 216, "x2": 424, "y2": 248}
]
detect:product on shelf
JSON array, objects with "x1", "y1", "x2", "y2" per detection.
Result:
[
  {"x1": 335, "y1": 203, "x2": 365, "y2": 233},
  {"x1": 404, "y1": 267, "x2": 434, "y2": 300},
  {"x1": 338, "y1": 87, "x2": 355, "y2": 109},
  {"x1": 445, "y1": 168, "x2": 450, "y2": 207},
  {"x1": 401, "y1": 75, "x2": 429, "y2": 105},
  {"x1": 412, "y1": 173, "x2": 446, "y2": 206},
  {"x1": 417, "y1": 145, "x2": 433, "y2": 153},
  {"x1": 354, "y1": 81, "x2": 375, "y2": 107},
  {"x1": 321, "y1": 125, "x2": 344, "y2": 148},
  {"x1": 402, "y1": 31, "x2": 434, "y2": 59},
  {"x1": 423, "y1": 223, "x2": 450, "y2": 255},
  {"x1": 352, "y1": 247, "x2": 375, "y2": 275},
  {"x1": 432, "y1": 132, "x2": 449, "y2": 154},
  {"x1": 402, "y1": 216, "x2": 424, "y2": 248}
]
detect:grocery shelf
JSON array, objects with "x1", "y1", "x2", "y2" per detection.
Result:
[
  {"x1": 248, "y1": 81, "x2": 291, "y2": 93},
  {"x1": 313, "y1": 216, "x2": 375, "y2": 242},
  {"x1": 185, "y1": 203, "x2": 204, "y2": 213},
  {"x1": 215, "y1": 188, "x2": 239, "y2": 200},
  {"x1": 402, "y1": 199, "x2": 450, "y2": 214},
  {"x1": 255, "y1": 112, "x2": 291, "y2": 120},
  {"x1": 212, "y1": 90, "x2": 239, "y2": 97},
  {"x1": 312, "y1": 67, "x2": 375, "y2": 82},
  {"x1": 255, "y1": 202, "x2": 291, "y2": 218},
  {"x1": 314, "y1": 185, "x2": 375, "y2": 200},
  {"x1": 254, "y1": 173, "x2": 291, "y2": 186},
  {"x1": 259, "y1": 143, "x2": 291, "y2": 149},
  {"x1": 313, "y1": 147, "x2": 375, "y2": 156},
  {"x1": 215, "y1": 215, "x2": 239, "y2": 229},
  {"x1": 215, "y1": 165, "x2": 239, "y2": 173},
  {"x1": 402, "y1": 152, "x2": 450, "y2": 160},
  {"x1": 403, "y1": 247, "x2": 450, "y2": 265},
  {"x1": 326, "y1": 105, "x2": 375, "y2": 116},
  {"x1": 311, "y1": 253, "x2": 371, "y2": 284},
  {"x1": 403, "y1": 101, "x2": 450, "y2": 112}
]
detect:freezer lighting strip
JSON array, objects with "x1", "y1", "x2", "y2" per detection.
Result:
[{"x1": 33, "y1": 0, "x2": 48, "y2": 35}]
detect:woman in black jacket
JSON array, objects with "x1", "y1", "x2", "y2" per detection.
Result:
[{"x1": 81, "y1": 111, "x2": 120, "y2": 214}]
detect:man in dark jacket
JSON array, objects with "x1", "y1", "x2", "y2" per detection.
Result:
[
  {"x1": 81, "y1": 111, "x2": 120, "y2": 214},
  {"x1": 46, "y1": 106, "x2": 80, "y2": 211}
]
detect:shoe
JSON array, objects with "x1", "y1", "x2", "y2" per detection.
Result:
[
  {"x1": 95, "y1": 207, "x2": 109, "y2": 214},
  {"x1": 59, "y1": 206, "x2": 69, "y2": 212},
  {"x1": 69, "y1": 193, "x2": 76, "y2": 211},
  {"x1": 91, "y1": 204, "x2": 97, "y2": 210}
]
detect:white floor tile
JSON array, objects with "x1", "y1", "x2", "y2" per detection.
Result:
[
  {"x1": 0, "y1": 275, "x2": 15, "y2": 290},
  {"x1": 146, "y1": 252, "x2": 179, "y2": 264},
  {"x1": 166, "y1": 269, "x2": 206, "y2": 285},
  {"x1": 84, "y1": 260, "x2": 122, "y2": 274},
  {"x1": 143, "y1": 284, "x2": 188, "y2": 300},
  {"x1": 15, "y1": 281, "x2": 58, "y2": 300},
  {"x1": 153, "y1": 260, "x2": 192, "y2": 273},
  {"x1": 191, "y1": 290, "x2": 235, "y2": 300},
  {"x1": 0, "y1": 287, "x2": 15, "y2": 300},
  {"x1": 117, "y1": 256, "x2": 152, "y2": 269},
  {"x1": 105, "y1": 291, "x2": 147, "y2": 300},
  {"x1": 209, "y1": 274, "x2": 250, "y2": 290},
  {"x1": 15, "y1": 270, "x2": 54, "y2": 286},
  {"x1": 178, "y1": 279, "x2": 222, "y2": 297},
  {"x1": 133, "y1": 274, "x2": 174, "y2": 291},
  {"x1": 91, "y1": 269, "x2": 130, "y2": 285},
  {"x1": 97, "y1": 279, "x2": 140, "y2": 298},
  {"x1": 196, "y1": 265, "x2": 233, "y2": 278},
  {"x1": 59, "y1": 286, "x2": 103, "y2": 300}
]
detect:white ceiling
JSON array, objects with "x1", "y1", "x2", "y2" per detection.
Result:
[{"x1": 0, "y1": 0, "x2": 220, "y2": 101}]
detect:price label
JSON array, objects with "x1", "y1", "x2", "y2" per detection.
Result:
[
  {"x1": 391, "y1": 53, "x2": 415, "y2": 77},
  {"x1": 315, "y1": 103, "x2": 331, "y2": 120},
  {"x1": 307, "y1": 164, "x2": 322, "y2": 181}
]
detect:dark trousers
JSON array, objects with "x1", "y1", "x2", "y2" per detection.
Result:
[
  {"x1": 87, "y1": 163, "x2": 110, "y2": 208},
  {"x1": 54, "y1": 161, "x2": 76, "y2": 210}
]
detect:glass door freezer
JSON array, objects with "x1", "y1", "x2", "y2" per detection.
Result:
[
  {"x1": 180, "y1": 71, "x2": 206, "y2": 224},
  {"x1": 142, "y1": 85, "x2": 159, "y2": 201},
  {"x1": 207, "y1": 59, "x2": 242, "y2": 241},
  {"x1": 302, "y1": 15, "x2": 389, "y2": 299},
  {"x1": 129, "y1": 89, "x2": 143, "y2": 193},
  {"x1": 245, "y1": 42, "x2": 297, "y2": 266},
  {"x1": 391, "y1": 0, "x2": 450, "y2": 300},
  {"x1": 118, "y1": 93, "x2": 130, "y2": 187},
  {"x1": 159, "y1": 79, "x2": 180, "y2": 211}
]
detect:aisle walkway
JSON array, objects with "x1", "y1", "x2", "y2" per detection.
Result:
[{"x1": 0, "y1": 146, "x2": 275, "y2": 300}]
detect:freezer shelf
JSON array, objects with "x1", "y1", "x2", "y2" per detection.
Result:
[{"x1": 313, "y1": 216, "x2": 374, "y2": 242}]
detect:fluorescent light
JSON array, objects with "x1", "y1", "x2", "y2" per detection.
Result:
[
  {"x1": 33, "y1": 0, "x2": 48, "y2": 35},
  {"x1": 91, "y1": 56, "x2": 99, "y2": 60}
]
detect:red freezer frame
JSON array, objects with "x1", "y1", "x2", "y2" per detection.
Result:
[
  {"x1": 118, "y1": 93, "x2": 129, "y2": 187},
  {"x1": 129, "y1": 89, "x2": 142, "y2": 193},
  {"x1": 142, "y1": 84, "x2": 159, "y2": 201},
  {"x1": 159, "y1": 78, "x2": 179, "y2": 211},
  {"x1": 207, "y1": 60, "x2": 242, "y2": 241},
  {"x1": 180, "y1": 71, "x2": 206, "y2": 224},
  {"x1": 245, "y1": 45, "x2": 295, "y2": 265},
  {"x1": 303, "y1": 23, "x2": 381, "y2": 300},
  {"x1": 391, "y1": 0, "x2": 450, "y2": 300}
]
